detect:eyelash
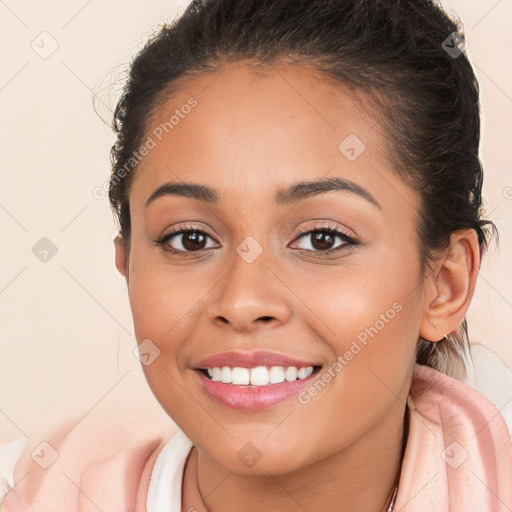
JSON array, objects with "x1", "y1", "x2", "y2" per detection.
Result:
[
  {"x1": 293, "y1": 224, "x2": 358, "y2": 256},
  {"x1": 153, "y1": 223, "x2": 359, "y2": 257}
]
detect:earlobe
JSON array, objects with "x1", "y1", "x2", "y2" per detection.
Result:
[
  {"x1": 114, "y1": 234, "x2": 128, "y2": 280},
  {"x1": 419, "y1": 229, "x2": 480, "y2": 342}
]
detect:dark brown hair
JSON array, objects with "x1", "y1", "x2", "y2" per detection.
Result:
[{"x1": 106, "y1": 0, "x2": 498, "y2": 379}]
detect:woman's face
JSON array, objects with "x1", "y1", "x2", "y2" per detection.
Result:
[{"x1": 117, "y1": 62, "x2": 433, "y2": 474}]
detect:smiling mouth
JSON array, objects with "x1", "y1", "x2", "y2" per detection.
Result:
[{"x1": 198, "y1": 365, "x2": 322, "y2": 387}]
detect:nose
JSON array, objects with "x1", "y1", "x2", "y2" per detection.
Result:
[{"x1": 207, "y1": 248, "x2": 293, "y2": 333}]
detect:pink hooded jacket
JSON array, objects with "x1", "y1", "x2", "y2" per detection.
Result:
[{"x1": 2, "y1": 364, "x2": 512, "y2": 511}]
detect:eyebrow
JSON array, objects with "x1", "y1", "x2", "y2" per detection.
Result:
[{"x1": 145, "y1": 177, "x2": 381, "y2": 210}]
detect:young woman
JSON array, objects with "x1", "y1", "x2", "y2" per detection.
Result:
[{"x1": 2, "y1": 0, "x2": 512, "y2": 510}]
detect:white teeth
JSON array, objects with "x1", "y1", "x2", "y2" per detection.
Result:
[
  {"x1": 285, "y1": 367, "x2": 298, "y2": 382},
  {"x1": 204, "y1": 365, "x2": 315, "y2": 386},
  {"x1": 269, "y1": 366, "x2": 285, "y2": 384},
  {"x1": 231, "y1": 367, "x2": 250, "y2": 385},
  {"x1": 250, "y1": 366, "x2": 270, "y2": 386},
  {"x1": 221, "y1": 366, "x2": 232, "y2": 384}
]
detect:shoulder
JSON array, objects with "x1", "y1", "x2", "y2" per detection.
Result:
[
  {"x1": 0, "y1": 403, "x2": 177, "y2": 511},
  {"x1": 402, "y1": 363, "x2": 512, "y2": 509},
  {"x1": 410, "y1": 360, "x2": 512, "y2": 471},
  {"x1": 411, "y1": 344, "x2": 512, "y2": 444},
  {"x1": 411, "y1": 358, "x2": 510, "y2": 429}
]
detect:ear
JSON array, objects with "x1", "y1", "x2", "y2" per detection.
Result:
[
  {"x1": 419, "y1": 229, "x2": 480, "y2": 342},
  {"x1": 114, "y1": 234, "x2": 129, "y2": 281}
]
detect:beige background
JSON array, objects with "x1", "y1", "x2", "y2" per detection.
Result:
[{"x1": 0, "y1": 0, "x2": 511, "y2": 445}]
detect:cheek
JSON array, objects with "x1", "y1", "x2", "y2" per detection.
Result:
[
  {"x1": 289, "y1": 251, "x2": 420, "y2": 348},
  {"x1": 126, "y1": 253, "x2": 202, "y2": 417},
  {"x1": 126, "y1": 242, "x2": 211, "y2": 343},
  {"x1": 286, "y1": 250, "x2": 422, "y2": 399},
  {"x1": 289, "y1": 277, "x2": 420, "y2": 453}
]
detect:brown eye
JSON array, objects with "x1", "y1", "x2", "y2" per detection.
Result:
[
  {"x1": 179, "y1": 231, "x2": 209, "y2": 251},
  {"x1": 292, "y1": 226, "x2": 358, "y2": 255},
  {"x1": 308, "y1": 231, "x2": 337, "y2": 251},
  {"x1": 155, "y1": 228, "x2": 218, "y2": 254}
]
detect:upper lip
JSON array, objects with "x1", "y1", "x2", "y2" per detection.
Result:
[{"x1": 193, "y1": 351, "x2": 321, "y2": 369}]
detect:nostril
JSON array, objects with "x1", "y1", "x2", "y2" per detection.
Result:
[{"x1": 259, "y1": 316, "x2": 273, "y2": 322}]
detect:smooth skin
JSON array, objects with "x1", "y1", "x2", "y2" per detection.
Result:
[{"x1": 114, "y1": 61, "x2": 480, "y2": 512}]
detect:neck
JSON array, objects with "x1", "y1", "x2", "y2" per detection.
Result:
[{"x1": 185, "y1": 404, "x2": 409, "y2": 512}]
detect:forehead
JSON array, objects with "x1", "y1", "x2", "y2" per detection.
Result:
[{"x1": 130, "y1": 61, "x2": 418, "y2": 217}]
